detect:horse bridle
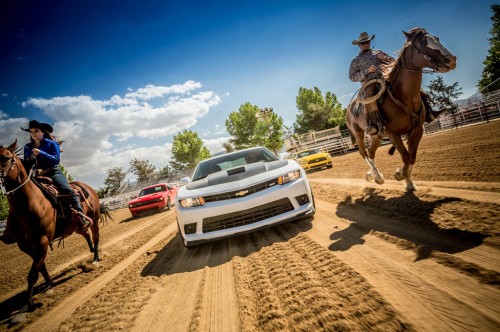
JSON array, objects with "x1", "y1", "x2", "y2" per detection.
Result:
[
  {"x1": 404, "y1": 31, "x2": 439, "y2": 73},
  {"x1": 0, "y1": 154, "x2": 35, "y2": 196}
]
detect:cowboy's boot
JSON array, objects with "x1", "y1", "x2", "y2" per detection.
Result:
[
  {"x1": 421, "y1": 90, "x2": 439, "y2": 123},
  {"x1": 365, "y1": 104, "x2": 383, "y2": 136},
  {"x1": 76, "y1": 211, "x2": 92, "y2": 230}
]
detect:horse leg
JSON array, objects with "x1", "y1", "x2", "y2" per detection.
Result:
[
  {"x1": 90, "y1": 221, "x2": 100, "y2": 263},
  {"x1": 388, "y1": 133, "x2": 411, "y2": 183},
  {"x1": 21, "y1": 235, "x2": 50, "y2": 311},
  {"x1": 352, "y1": 130, "x2": 376, "y2": 182},
  {"x1": 403, "y1": 126, "x2": 424, "y2": 191},
  {"x1": 367, "y1": 136, "x2": 385, "y2": 184}
]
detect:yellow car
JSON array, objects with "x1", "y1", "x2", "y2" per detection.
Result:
[{"x1": 295, "y1": 148, "x2": 332, "y2": 171}]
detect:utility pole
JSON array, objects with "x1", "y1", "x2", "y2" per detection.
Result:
[{"x1": 256, "y1": 107, "x2": 277, "y2": 155}]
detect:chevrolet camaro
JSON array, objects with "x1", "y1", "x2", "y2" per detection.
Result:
[{"x1": 176, "y1": 147, "x2": 315, "y2": 247}]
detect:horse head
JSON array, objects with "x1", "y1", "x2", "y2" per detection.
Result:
[
  {"x1": 0, "y1": 141, "x2": 19, "y2": 179},
  {"x1": 0, "y1": 140, "x2": 30, "y2": 192},
  {"x1": 402, "y1": 28, "x2": 457, "y2": 73}
]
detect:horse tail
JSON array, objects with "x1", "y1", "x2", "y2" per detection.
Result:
[
  {"x1": 388, "y1": 145, "x2": 396, "y2": 155},
  {"x1": 99, "y1": 202, "x2": 113, "y2": 223}
]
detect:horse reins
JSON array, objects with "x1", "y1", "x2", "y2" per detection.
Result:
[{"x1": 0, "y1": 156, "x2": 35, "y2": 196}]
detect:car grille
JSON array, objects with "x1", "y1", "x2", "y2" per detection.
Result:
[
  {"x1": 202, "y1": 198, "x2": 294, "y2": 233},
  {"x1": 307, "y1": 157, "x2": 327, "y2": 164},
  {"x1": 130, "y1": 198, "x2": 163, "y2": 208},
  {"x1": 203, "y1": 178, "x2": 278, "y2": 203}
]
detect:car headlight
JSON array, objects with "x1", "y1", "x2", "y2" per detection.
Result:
[
  {"x1": 179, "y1": 196, "x2": 206, "y2": 208},
  {"x1": 278, "y1": 170, "x2": 301, "y2": 185},
  {"x1": 299, "y1": 160, "x2": 307, "y2": 164}
]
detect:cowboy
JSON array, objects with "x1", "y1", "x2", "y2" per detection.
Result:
[
  {"x1": 22, "y1": 120, "x2": 92, "y2": 230},
  {"x1": 349, "y1": 32, "x2": 440, "y2": 136}
]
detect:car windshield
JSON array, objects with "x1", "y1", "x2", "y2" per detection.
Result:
[
  {"x1": 138, "y1": 185, "x2": 166, "y2": 197},
  {"x1": 192, "y1": 148, "x2": 278, "y2": 181},
  {"x1": 296, "y1": 149, "x2": 321, "y2": 158}
]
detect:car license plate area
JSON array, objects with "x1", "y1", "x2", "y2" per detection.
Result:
[{"x1": 202, "y1": 198, "x2": 294, "y2": 233}]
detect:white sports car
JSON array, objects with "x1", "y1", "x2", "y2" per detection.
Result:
[{"x1": 176, "y1": 147, "x2": 315, "y2": 247}]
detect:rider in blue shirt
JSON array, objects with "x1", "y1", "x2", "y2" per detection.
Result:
[{"x1": 22, "y1": 120, "x2": 91, "y2": 230}]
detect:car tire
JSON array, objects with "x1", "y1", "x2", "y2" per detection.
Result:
[
  {"x1": 327, "y1": 164, "x2": 333, "y2": 169},
  {"x1": 166, "y1": 197, "x2": 172, "y2": 210}
]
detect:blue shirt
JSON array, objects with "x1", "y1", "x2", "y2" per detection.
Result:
[{"x1": 24, "y1": 138, "x2": 60, "y2": 169}]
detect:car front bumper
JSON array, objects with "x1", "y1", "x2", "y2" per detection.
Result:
[{"x1": 176, "y1": 177, "x2": 314, "y2": 245}]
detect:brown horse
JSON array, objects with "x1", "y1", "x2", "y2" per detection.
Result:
[
  {"x1": 346, "y1": 28, "x2": 457, "y2": 191},
  {"x1": 0, "y1": 140, "x2": 109, "y2": 311}
]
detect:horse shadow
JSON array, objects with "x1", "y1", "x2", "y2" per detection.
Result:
[
  {"x1": 329, "y1": 189, "x2": 488, "y2": 261},
  {"x1": 140, "y1": 217, "x2": 313, "y2": 277},
  {"x1": 0, "y1": 267, "x2": 86, "y2": 324}
]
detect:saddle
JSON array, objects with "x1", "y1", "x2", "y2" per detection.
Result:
[{"x1": 33, "y1": 176, "x2": 90, "y2": 233}]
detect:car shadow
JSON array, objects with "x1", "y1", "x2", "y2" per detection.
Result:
[
  {"x1": 140, "y1": 217, "x2": 313, "y2": 277},
  {"x1": 329, "y1": 189, "x2": 488, "y2": 261}
]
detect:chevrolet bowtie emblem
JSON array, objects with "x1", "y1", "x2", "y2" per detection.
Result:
[{"x1": 235, "y1": 190, "x2": 249, "y2": 197}]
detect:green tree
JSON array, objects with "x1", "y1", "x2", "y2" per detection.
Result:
[
  {"x1": 129, "y1": 158, "x2": 156, "y2": 184},
  {"x1": 103, "y1": 166, "x2": 128, "y2": 196},
  {"x1": 171, "y1": 130, "x2": 211, "y2": 171},
  {"x1": 225, "y1": 102, "x2": 284, "y2": 153},
  {"x1": 156, "y1": 164, "x2": 175, "y2": 180},
  {"x1": 293, "y1": 87, "x2": 345, "y2": 134},
  {"x1": 59, "y1": 164, "x2": 74, "y2": 182},
  {"x1": 222, "y1": 142, "x2": 234, "y2": 153},
  {"x1": 426, "y1": 75, "x2": 463, "y2": 111},
  {"x1": 478, "y1": 4, "x2": 500, "y2": 92}
]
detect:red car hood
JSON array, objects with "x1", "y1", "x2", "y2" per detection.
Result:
[{"x1": 129, "y1": 193, "x2": 164, "y2": 204}]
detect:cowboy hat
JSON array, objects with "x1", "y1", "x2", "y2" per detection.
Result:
[
  {"x1": 352, "y1": 32, "x2": 375, "y2": 45},
  {"x1": 21, "y1": 120, "x2": 54, "y2": 133}
]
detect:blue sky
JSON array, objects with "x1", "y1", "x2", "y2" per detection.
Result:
[{"x1": 0, "y1": 0, "x2": 493, "y2": 188}]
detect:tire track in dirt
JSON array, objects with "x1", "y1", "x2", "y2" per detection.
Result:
[
  {"x1": 24, "y1": 220, "x2": 179, "y2": 332},
  {"x1": 0, "y1": 211, "x2": 170, "y2": 304},
  {"x1": 231, "y1": 223, "x2": 413, "y2": 331},
  {"x1": 307, "y1": 198, "x2": 500, "y2": 331},
  {"x1": 132, "y1": 235, "x2": 239, "y2": 331}
]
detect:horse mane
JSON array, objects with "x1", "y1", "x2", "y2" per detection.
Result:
[{"x1": 382, "y1": 27, "x2": 427, "y2": 84}]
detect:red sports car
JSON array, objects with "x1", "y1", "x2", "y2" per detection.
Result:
[{"x1": 128, "y1": 183, "x2": 177, "y2": 217}]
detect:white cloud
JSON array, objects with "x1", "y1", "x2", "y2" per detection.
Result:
[{"x1": 2, "y1": 81, "x2": 221, "y2": 187}]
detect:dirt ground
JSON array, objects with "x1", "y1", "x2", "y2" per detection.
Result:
[{"x1": 0, "y1": 121, "x2": 499, "y2": 331}]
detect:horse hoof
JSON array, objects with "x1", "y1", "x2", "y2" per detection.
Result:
[
  {"x1": 375, "y1": 176, "x2": 385, "y2": 185},
  {"x1": 92, "y1": 261, "x2": 100, "y2": 267},
  {"x1": 406, "y1": 184, "x2": 417, "y2": 191},
  {"x1": 394, "y1": 171, "x2": 404, "y2": 181},
  {"x1": 11, "y1": 313, "x2": 29, "y2": 324}
]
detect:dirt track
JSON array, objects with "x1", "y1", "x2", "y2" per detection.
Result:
[{"x1": 0, "y1": 121, "x2": 499, "y2": 331}]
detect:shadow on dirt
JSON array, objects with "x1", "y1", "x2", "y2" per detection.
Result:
[
  {"x1": 330, "y1": 188, "x2": 488, "y2": 260},
  {"x1": 140, "y1": 217, "x2": 313, "y2": 277},
  {"x1": 0, "y1": 266, "x2": 85, "y2": 325}
]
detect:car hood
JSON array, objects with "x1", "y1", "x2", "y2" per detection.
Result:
[
  {"x1": 129, "y1": 193, "x2": 164, "y2": 204},
  {"x1": 297, "y1": 152, "x2": 330, "y2": 162},
  {"x1": 178, "y1": 160, "x2": 300, "y2": 197}
]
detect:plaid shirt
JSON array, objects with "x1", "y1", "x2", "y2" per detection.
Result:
[{"x1": 349, "y1": 49, "x2": 394, "y2": 84}]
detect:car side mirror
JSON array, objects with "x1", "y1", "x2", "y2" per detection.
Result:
[
  {"x1": 278, "y1": 152, "x2": 290, "y2": 160},
  {"x1": 179, "y1": 176, "x2": 191, "y2": 185}
]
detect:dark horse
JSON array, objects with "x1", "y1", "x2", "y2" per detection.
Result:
[
  {"x1": 0, "y1": 140, "x2": 109, "y2": 311},
  {"x1": 346, "y1": 28, "x2": 457, "y2": 191}
]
